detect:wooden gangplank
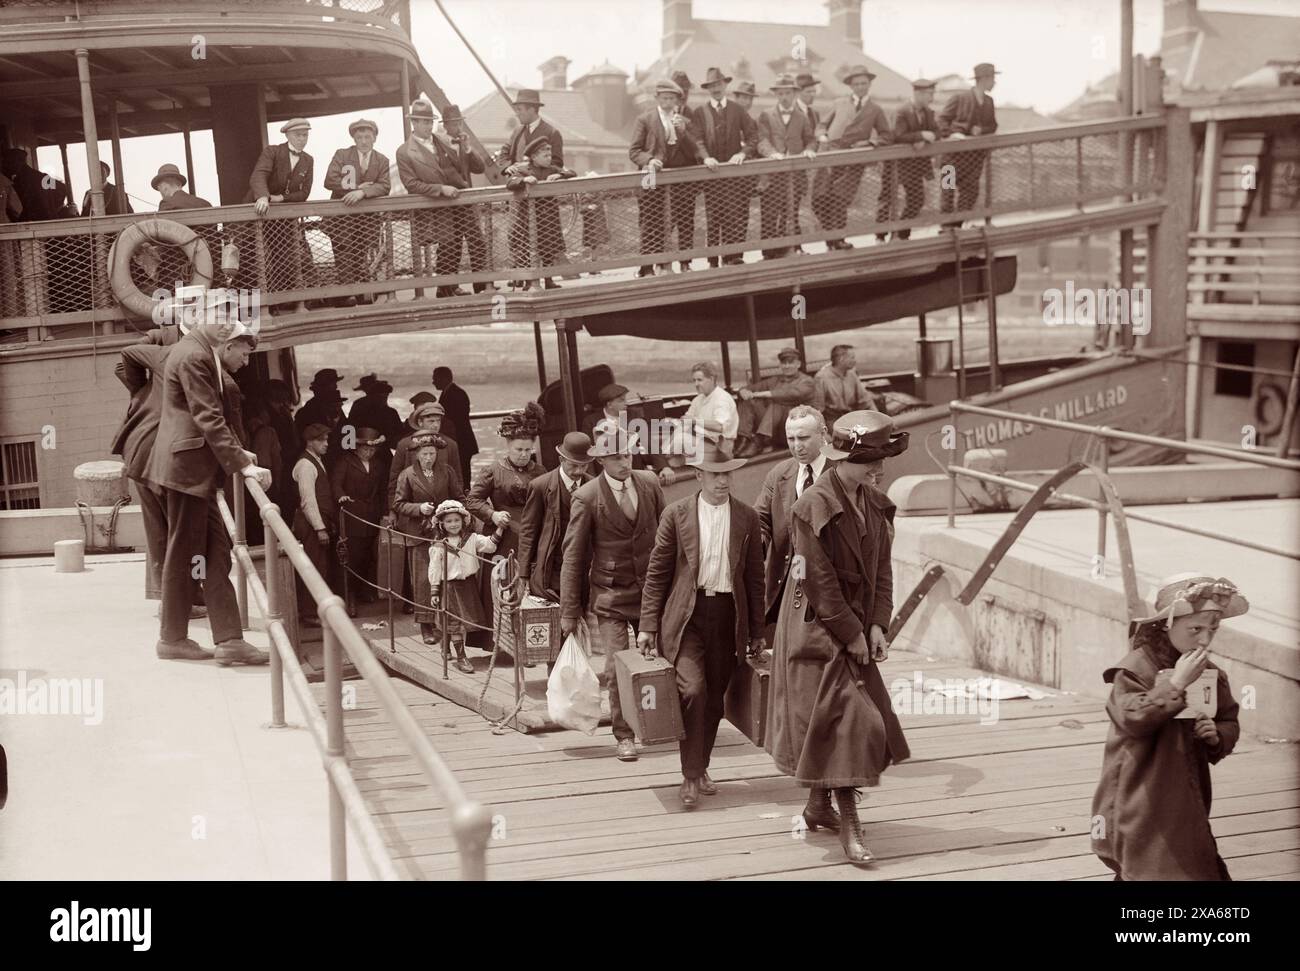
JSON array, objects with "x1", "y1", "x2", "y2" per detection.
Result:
[{"x1": 319, "y1": 650, "x2": 1300, "y2": 881}]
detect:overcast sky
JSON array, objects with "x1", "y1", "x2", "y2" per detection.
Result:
[{"x1": 36, "y1": 0, "x2": 1296, "y2": 211}]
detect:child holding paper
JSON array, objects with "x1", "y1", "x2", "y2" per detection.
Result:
[{"x1": 1091, "y1": 574, "x2": 1247, "y2": 880}]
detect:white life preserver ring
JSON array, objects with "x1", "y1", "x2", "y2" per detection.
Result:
[
  {"x1": 108, "y1": 218, "x2": 213, "y2": 319},
  {"x1": 1253, "y1": 382, "x2": 1287, "y2": 438}
]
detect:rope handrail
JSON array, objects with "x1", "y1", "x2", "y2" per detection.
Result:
[
  {"x1": 228, "y1": 477, "x2": 494, "y2": 879},
  {"x1": 340, "y1": 506, "x2": 503, "y2": 566}
]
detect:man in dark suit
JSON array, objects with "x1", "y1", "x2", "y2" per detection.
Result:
[
  {"x1": 396, "y1": 100, "x2": 490, "y2": 298},
  {"x1": 144, "y1": 314, "x2": 272, "y2": 663},
  {"x1": 878, "y1": 78, "x2": 939, "y2": 241},
  {"x1": 757, "y1": 74, "x2": 819, "y2": 259},
  {"x1": 517, "y1": 431, "x2": 592, "y2": 601},
  {"x1": 560, "y1": 420, "x2": 666, "y2": 762},
  {"x1": 81, "y1": 161, "x2": 133, "y2": 216},
  {"x1": 331, "y1": 426, "x2": 387, "y2": 615},
  {"x1": 2, "y1": 148, "x2": 56, "y2": 221},
  {"x1": 638, "y1": 442, "x2": 765, "y2": 807},
  {"x1": 294, "y1": 368, "x2": 346, "y2": 440},
  {"x1": 323, "y1": 117, "x2": 391, "y2": 306},
  {"x1": 245, "y1": 118, "x2": 315, "y2": 292},
  {"x1": 628, "y1": 78, "x2": 702, "y2": 278},
  {"x1": 939, "y1": 63, "x2": 1000, "y2": 227},
  {"x1": 813, "y1": 66, "x2": 892, "y2": 249},
  {"x1": 153, "y1": 164, "x2": 212, "y2": 211},
  {"x1": 796, "y1": 73, "x2": 821, "y2": 131},
  {"x1": 496, "y1": 88, "x2": 564, "y2": 174},
  {"x1": 754, "y1": 405, "x2": 831, "y2": 623},
  {"x1": 113, "y1": 341, "x2": 173, "y2": 600},
  {"x1": 693, "y1": 67, "x2": 758, "y2": 267},
  {"x1": 433, "y1": 365, "x2": 478, "y2": 486}
]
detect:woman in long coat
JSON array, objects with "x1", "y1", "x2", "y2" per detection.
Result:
[
  {"x1": 766, "y1": 411, "x2": 911, "y2": 866},
  {"x1": 1091, "y1": 574, "x2": 1246, "y2": 880},
  {"x1": 392, "y1": 432, "x2": 463, "y2": 643}
]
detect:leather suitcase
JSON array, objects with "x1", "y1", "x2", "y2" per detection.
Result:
[
  {"x1": 725, "y1": 652, "x2": 771, "y2": 747},
  {"x1": 614, "y1": 650, "x2": 686, "y2": 745},
  {"x1": 375, "y1": 530, "x2": 406, "y2": 603}
]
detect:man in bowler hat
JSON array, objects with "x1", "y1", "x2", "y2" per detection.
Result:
[{"x1": 517, "y1": 431, "x2": 593, "y2": 601}]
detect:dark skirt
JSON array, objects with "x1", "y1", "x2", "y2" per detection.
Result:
[
  {"x1": 442, "y1": 575, "x2": 489, "y2": 638},
  {"x1": 408, "y1": 542, "x2": 435, "y2": 625}
]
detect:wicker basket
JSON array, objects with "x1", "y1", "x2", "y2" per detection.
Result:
[{"x1": 494, "y1": 593, "x2": 563, "y2": 666}]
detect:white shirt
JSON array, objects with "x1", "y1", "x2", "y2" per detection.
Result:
[
  {"x1": 711, "y1": 98, "x2": 728, "y2": 111},
  {"x1": 605, "y1": 471, "x2": 637, "y2": 515},
  {"x1": 357, "y1": 150, "x2": 372, "y2": 173},
  {"x1": 685, "y1": 385, "x2": 739, "y2": 441},
  {"x1": 696, "y1": 496, "x2": 732, "y2": 592},
  {"x1": 288, "y1": 148, "x2": 303, "y2": 171},
  {"x1": 428, "y1": 533, "x2": 498, "y2": 583},
  {"x1": 657, "y1": 107, "x2": 678, "y2": 145},
  {"x1": 558, "y1": 468, "x2": 578, "y2": 493},
  {"x1": 293, "y1": 454, "x2": 327, "y2": 531},
  {"x1": 795, "y1": 454, "x2": 828, "y2": 498}
]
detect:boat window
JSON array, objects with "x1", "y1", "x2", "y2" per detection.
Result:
[
  {"x1": 0, "y1": 438, "x2": 41, "y2": 510},
  {"x1": 1213, "y1": 341, "x2": 1255, "y2": 398}
]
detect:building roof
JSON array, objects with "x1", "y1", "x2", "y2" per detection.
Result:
[
  {"x1": 640, "y1": 15, "x2": 915, "y2": 103},
  {"x1": 461, "y1": 85, "x2": 632, "y2": 151},
  {"x1": 931, "y1": 74, "x2": 1057, "y2": 131},
  {"x1": 1177, "y1": 10, "x2": 1300, "y2": 92}
]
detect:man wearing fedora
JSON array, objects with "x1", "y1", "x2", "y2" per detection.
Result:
[
  {"x1": 560, "y1": 420, "x2": 666, "y2": 762},
  {"x1": 397, "y1": 100, "x2": 492, "y2": 298},
  {"x1": 245, "y1": 118, "x2": 315, "y2": 292},
  {"x1": 346, "y1": 373, "x2": 403, "y2": 467},
  {"x1": 517, "y1": 431, "x2": 593, "y2": 602},
  {"x1": 80, "y1": 161, "x2": 132, "y2": 217},
  {"x1": 331, "y1": 426, "x2": 388, "y2": 615},
  {"x1": 939, "y1": 63, "x2": 1000, "y2": 227},
  {"x1": 629, "y1": 78, "x2": 702, "y2": 277},
  {"x1": 637, "y1": 442, "x2": 765, "y2": 807},
  {"x1": 766, "y1": 409, "x2": 910, "y2": 865},
  {"x1": 877, "y1": 79, "x2": 939, "y2": 242},
  {"x1": 432, "y1": 366, "x2": 478, "y2": 487},
  {"x1": 813, "y1": 66, "x2": 892, "y2": 249},
  {"x1": 692, "y1": 67, "x2": 758, "y2": 267},
  {"x1": 757, "y1": 74, "x2": 819, "y2": 258},
  {"x1": 294, "y1": 368, "x2": 346, "y2": 441},
  {"x1": 153, "y1": 164, "x2": 212, "y2": 212},
  {"x1": 496, "y1": 88, "x2": 564, "y2": 175},
  {"x1": 795, "y1": 73, "x2": 821, "y2": 131},
  {"x1": 323, "y1": 117, "x2": 391, "y2": 306}
]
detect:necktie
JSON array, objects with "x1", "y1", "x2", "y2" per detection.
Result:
[
  {"x1": 618, "y1": 482, "x2": 635, "y2": 521},
  {"x1": 801, "y1": 464, "x2": 814, "y2": 496},
  {"x1": 569, "y1": 478, "x2": 579, "y2": 496}
]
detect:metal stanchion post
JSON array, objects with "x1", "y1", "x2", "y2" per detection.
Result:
[
  {"x1": 324, "y1": 617, "x2": 346, "y2": 880},
  {"x1": 386, "y1": 525, "x2": 395, "y2": 654},
  {"x1": 947, "y1": 403, "x2": 959, "y2": 528},
  {"x1": 264, "y1": 506, "x2": 286, "y2": 728},
  {"x1": 1095, "y1": 427, "x2": 1110, "y2": 564},
  {"x1": 233, "y1": 482, "x2": 249, "y2": 629},
  {"x1": 340, "y1": 509, "x2": 351, "y2": 616}
]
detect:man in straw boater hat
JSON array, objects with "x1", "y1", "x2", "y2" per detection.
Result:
[
  {"x1": 322, "y1": 117, "x2": 391, "y2": 306},
  {"x1": 938, "y1": 62, "x2": 1000, "y2": 228},
  {"x1": 638, "y1": 441, "x2": 766, "y2": 808},
  {"x1": 765, "y1": 409, "x2": 910, "y2": 865},
  {"x1": 496, "y1": 87, "x2": 565, "y2": 174},
  {"x1": 629, "y1": 77, "x2": 702, "y2": 277},
  {"x1": 877, "y1": 78, "x2": 939, "y2": 242},
  {"x1": 560, "y1": 419, "x2": 666, "y2": 762},
  {"x1": 692, "y1": 66, "x2": 758, "y2": 267},
  {"x1": 517, "y1": 431, "x2": 594, "y2": 603},
  {"x1": 1091, "y1": 574, "x2": 1248, "y2": 881},
  {"x1": 813, "y1": 65, "x2": 891, "y2": 250},
  {"x1": 756, "y1": 73, "x2": 818, "y2": 259}
]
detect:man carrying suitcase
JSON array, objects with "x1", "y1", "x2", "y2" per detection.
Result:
[{"x1": 637, "y1": 441, "x2": 765, "y2": 807}]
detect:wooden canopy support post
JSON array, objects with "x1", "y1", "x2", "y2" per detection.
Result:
[
  {"x1": 720, "y1": 341, "x2": 732, "y2": 387},
  {"x1": 58, "y1": 142, "x2": 73, "y2": 208},
  {"x1": 75, "y1": 49, "x2": 105, "y2": 218},
  {"x1": 1117, "y1": 0, "x2": 1136, "y2": 350},
  {"x1": 1277, "y1": 345, "x2": 1300, "y2": 459},
  {"x1": 256, "y1": 84, "x2": 269, "y2": 148},
  {"x1": 744, "y1": 294, "x2": 761, "y2": 384},
  {"x1": 554, "y1": 318, "x2": 579, "y2": 433},
  {"x1": 108, "y1": 96, "x2": 125, "y2": 209},
  {"x1": 400, "y1": 58, "x2": 411, "y2": 141},
  {"x1": 183, "y1": 122, "x2": 196, "y2": 194},
  {"x1": 533, "y1": 319, "x2": 547, "y2": 392}
]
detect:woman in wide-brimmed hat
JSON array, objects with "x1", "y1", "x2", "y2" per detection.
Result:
[
  {"x1": 765, "y1": 410, "x2": 911, "y2": 866},
  {"x1": 1091, "y1": 573, "x2": 1248, "y2": 881},
  {"x1": 391, "y1": 430, "x2": 463, "y2": 643}
]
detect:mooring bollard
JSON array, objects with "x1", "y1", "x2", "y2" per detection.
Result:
[{"x1": 54, "y1": 539, "x2": 85, "y2": 573}]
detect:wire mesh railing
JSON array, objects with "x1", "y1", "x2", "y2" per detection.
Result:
[{"x1": 0, "y1": 115, "x2": 1163, "y2": 330}]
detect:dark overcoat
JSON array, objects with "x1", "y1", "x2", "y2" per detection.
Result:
[
  {"x1": 331, "y1": 451, "x2": 386, "y2": 544},
  {"x1": 1090, "y1": 644, "x2": 1239, "y2": 880},
  {"x1": 464, "y1": 456, "x2": 546, "y2": 559},
  {"x1": 754, "y1": 456, "x2": 835, "y2": 621},
  {"x1": 516, "y1": 466, "x2": 589, "y2": 601},
  {"x1": 386, "y1": 431, "x2": 462, "y2": 510},
  {"x1": 391, "y1": 462, "x2": 462, "y2": 547},
  {"x1": 244, "y1": 143, "x2": 313, "y2": 203},
  {"x1": 765, "y1": 467, "x2": 909, "y2": 788},
  {"x1": 112, "y1": 343, "x2": 171, "y2": 483},
  {"x1": 638, "y1": 493, "x2": 765, "y2": 663}
]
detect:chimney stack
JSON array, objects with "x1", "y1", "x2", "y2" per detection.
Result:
[
  {"x1": 539, "y1": 55, "x2": 571, "y2": 90},
  {"x1": 826, "y1": 0, "x2": 863, "y2": 51}
]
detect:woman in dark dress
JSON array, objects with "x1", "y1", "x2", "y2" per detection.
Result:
[{"x1": 392, "y1": 432, "x2": 462, "y2": 643}]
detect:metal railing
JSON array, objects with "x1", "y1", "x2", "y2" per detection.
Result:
[
  {"x1": 944, "y1": 401, "x2": 1300, "y2": 560},
  {"x1": 0, "y1": 115, "x2": 1163, "y2": 331},
  {"x1": 1187, "y1": 230, "x2": 1300, "y2": 306},
  {"x1": 216, "y1": 476, "x2": 493, "y2": 880},
  {"x1": 0, "y1": 0, "x2": 410, "y2": 32}
]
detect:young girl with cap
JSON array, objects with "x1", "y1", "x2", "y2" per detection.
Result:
[
  {"x1": 428, "y1": 499, "x2": 504, "y2": 674},
  {"x1": 1091, "y1": 573, "x2": 1248, "y2": 880}
]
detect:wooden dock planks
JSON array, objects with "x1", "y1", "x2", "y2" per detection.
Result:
[{"x1": 316, "y1": 649, "x2": 1300, "y2": 881}]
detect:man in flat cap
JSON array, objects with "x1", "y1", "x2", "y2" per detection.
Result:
[
  {"x1": 396, "y1": 100, "x2": 492, "y2": 298},
  {"x1": 628, "y1": 78, "x2": 703, "y2": 277},
  {"x1": 757, "y1": 74, "x2": 818, "y2": 258},
  {"x1": 496, "y1": 88, "x2": 564, "y2": 175},
  {"x1": 877, "y1": 79, "x2": 939, "y2": 242},
  {"x1": 505, "y1": 134, "x2": 576, "y2": 289},
  {"x1": 939, "y1": 63, "x2": 1000, "y2": 228},
  {"x1": 692, "y1": 67, "x2": 759, "y2": 267},
  {"x1": 813, "y1": 66, "x2": 892, "y2": 249},
  {"x1": 734, "y1": 347, "x2": 818, "y2": 457},
  {"x1": 638, "y1": 441, "x2": 765, "y2": 807},
  {"x1": 245, "y1": 118, "x2": 315, "y2": 294},
  {"x1": 580, "y1": 382, "x2": 631, "y2": 442},
  {"x1": 323, "y1": 118, "x2": 391, "y2": 306}
]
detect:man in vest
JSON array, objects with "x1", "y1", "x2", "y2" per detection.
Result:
[
  {"x1": 292, "y1": 422, "x2": 338, "y2": 626},
  {"x1": 560, "y1": 420, "x2": 666, "y2": 761}
]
